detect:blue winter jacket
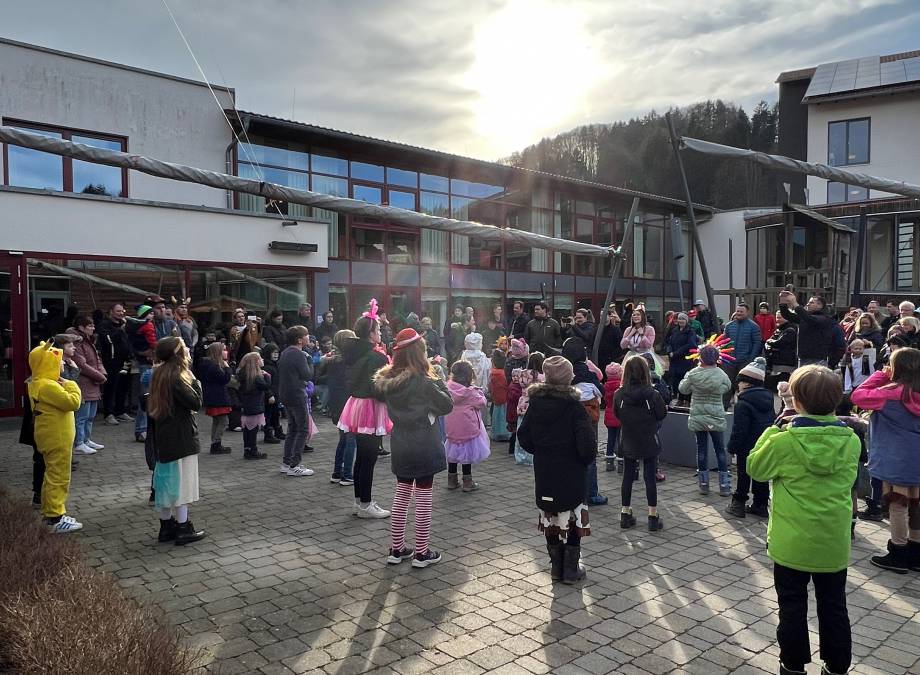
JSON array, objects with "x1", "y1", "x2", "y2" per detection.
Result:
[{"x1": 724, "y1": 319, "x2": 762, "y2": 362}]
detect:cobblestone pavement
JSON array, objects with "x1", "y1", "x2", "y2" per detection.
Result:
[{"x1": 2, "y1": 415, "x2": 920, "y2": 675}]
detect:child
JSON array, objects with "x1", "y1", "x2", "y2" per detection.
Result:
[
  {"x1": 460, "y1": 332, "x2": 490, "y2": 395},
  {"x1": 237, "y1": 352, "x2": 272, "y2": 460},
  {"x1": 325, "y1": 330, "x2": 357, "y2": 485},
  {"x1": 444, "y1": 361, "x2": 490, "y2": 491},
  {"x1": 678, "y1": 344, "x2": 732, "y2": 496},
  {"x1": 489, "y1": 350, "x2": 511, "y2": 441},
  {"x1": 511, "y1": 369, "x2": 536, "y2": 465},
  {"x1": 149, "y1": 337, "x2": 206, "y2": 545},
  {"x1": 374, "y1": 328, "x2": 454, "y2": 568},
  {"x1": 748, "y1": 365, "x2": 859, "y2": 675},
  {"x1": 27, "y1": 339, "x2": 84, "y2": 532},
  {"x1": 504, "y1": 338, "x2": 529, "y2": 384},
  {"x1": 67, "y1": 315, "x2": 107, "y2": 455},
  {"x1": 518, "y1": 356, "x2": 596, "y2": 583},
  {"x1": 839, "y1": 338, "x2": 875, "y2": 410},
  {"x1": 725, "y1": 358, "x2": 774, "y2": 519},
  {"x1": 603, "y1": 362, "x2": 623, "y2": 472},
  {"x1": 505, "y1": 369, "x2": 526, "y2": 461},
  {"x1": 260, "y1": 343, "x2": 284, "y2": 444},
  {"x1": 614, "y1": 355, "x2": 667, "y2": 531},
  {"x1": 775, "y1": 381, "x2": 796, "y2": 428},
  {"x1": 850, "y1": 348, "x2": 920, "y2": 573},
  {"x1": 754, "y1": 302, "x2": 776, "y2": 345},
  {"x1": 195, "y1": 342, "x2": 232, "y2": 455}
]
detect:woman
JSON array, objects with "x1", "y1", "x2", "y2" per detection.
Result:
[
  {"x1": 853, "y1": 311, "x2": 885, "y2": 352},
  {"x1": 480, "y1": 303, "x2": 507, "y2": 352},
  {"x1": 665, "y1": 313, "x2": 698, "y2": 398},
  {"x1": 898, "y1": 317, "x2": 920, "y2": 350},
  {"x1": 149, "y1": 337, "x2": 206, "y2": 545},
  {"x1": 620, "y1": 307, "x2": 661, "y2": 375},
  {"x1": 840, "y1": 307, "x2": 862, "y2": 342},
  {"x1": 338, "y1": 301, "x2": 392, "y2": 519},
  {"x1": 565, "y1": 309, "x2": 597, "y2": 348},
  {"x1": 597, "y1": 306, "x2": 624, "y2": 374},
  {"x1": 763, "y1": 311, "x2": 797, "y2": 390},
  {"x1": 66, "y1": 315, "x2": 107, "y2": 455}
]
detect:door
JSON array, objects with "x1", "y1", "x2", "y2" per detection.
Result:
[{"x1": 0, "y1": 255, "x2": 27, "y2": 416}]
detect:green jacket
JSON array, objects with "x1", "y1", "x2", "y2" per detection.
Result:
[
  {"x1": 678, "y1": 365, "x2": 730, "y2": 432},
  {"x1": 689, "y1": 319, "x2": 704, "y2": 340},
  {"x1": 747, "y1": 416, "x2": 860, "y2": 573}
]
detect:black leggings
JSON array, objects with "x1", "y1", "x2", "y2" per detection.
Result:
[
  {"x1": 447, "y1": 462, "x2": 472, "y2": 476},
  {"x1": 353, "y1": 433, "x2": 380, "y2": 503},
  {"x1": 621, "y1": 457, "x2": 658, "y2": 508},
  {"x1": 545, "y1": 528, "x2": 581, "y2": 546}
]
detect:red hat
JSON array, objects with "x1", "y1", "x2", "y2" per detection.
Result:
[
  {"x1": 393, "y1": 328, "x2": 421, "y2": 350},
  {"x1": 688, "y1": 309, "x2": 698, "y2": 318}
]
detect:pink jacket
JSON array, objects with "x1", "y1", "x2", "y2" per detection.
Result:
[
  {"x1": 444, "y1": 379, "x2": 486, "y2": 442},
  {"x1": 851, "y1": 370, "x2": 920, "y2": 415},
  {"x1": 621, "y1": 325, "x2": 655, "y2": 352},
  {"x1": 66, "y1": 327, "x2": 107, "y2": 401}
]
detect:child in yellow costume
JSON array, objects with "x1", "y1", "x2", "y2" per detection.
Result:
[{"x1": 28, "y1": 340, "x2": 84, "y2": 533}]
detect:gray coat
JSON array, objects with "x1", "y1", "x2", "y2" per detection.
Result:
[{"x1": 374, "y1": 368, "x2": 453, "y2": 479}]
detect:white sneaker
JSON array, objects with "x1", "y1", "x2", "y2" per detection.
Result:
[
  {"x1": 104, "y1": 414, "x2": 119, "y2": 426},
  {"x1": 286, "y1": 464, "x2": 314, "y2": 477},
  {"x1": 115, "y1": 413, "x2": 134, "y2": 421},
  {"x1": 86, "y1": 441, "x2": 104, "y2": 450},
  {"x1": 279, "y1": 463, "x2": 290, "y2": 474},
  {"x1": 356, "y1": 502, "x2": 390, "y2": 519},
  {"x1": 73, "y1": 443, "x2": 96, "y2": 455},
  {"x1": 47, "y1": 516, "x2": 83, "y2": 533}
]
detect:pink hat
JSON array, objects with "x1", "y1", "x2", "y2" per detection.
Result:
[
  {"x1": 605, "y1": 362, "x2": 623, "y2": 380},
  {"x1": 510, "y1": 338, "x2": 529, "y2": 359}
]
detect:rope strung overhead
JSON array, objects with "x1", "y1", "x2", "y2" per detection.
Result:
[{"x1": 0, "y1": 126, "x2": 619, "y2": 258}]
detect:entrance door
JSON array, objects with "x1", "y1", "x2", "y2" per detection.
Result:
[{"x1": 0, "y1": 255, "x2": 27, "y2": 416}]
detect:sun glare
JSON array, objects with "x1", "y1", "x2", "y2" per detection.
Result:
[{"x1": 465, "y1": 0, "x2": 600, "y2": 157}]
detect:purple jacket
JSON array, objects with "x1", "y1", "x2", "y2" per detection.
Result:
[{"x1": 444, "y1": 380, "x2": 486, "y2": 442}]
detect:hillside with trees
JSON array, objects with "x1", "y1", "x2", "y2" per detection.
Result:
[{"x1": 503, "y1": 100, "x2": 780, "y2": 209}]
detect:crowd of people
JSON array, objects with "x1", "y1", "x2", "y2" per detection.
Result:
[{"x1": 18, "y1": 289, "x2": 920, "y2": 675}]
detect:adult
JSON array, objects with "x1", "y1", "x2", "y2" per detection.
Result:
[
  {"x1": 315, "y1": 311, "x2": 339, "y2": 343},
  {"x1": 506, "y1": 300, "x2": 530, "y2": 339},
  {"x1": 665, "y1": 313, "x2": 698, "y2": 395},
  {"x1": 480, "y1": 303, "x2": 507, "y2": 351},
  {"x1": 722, "y1": 303, "x2": 762, "y2": 408},
  {"x1": 174, "y1": 301, "x2": 198, "y2": 350},
  {"x1": 262, "y1": 310, "x2": 287, "y2": 347},
  {"x1": 151, "y1": 298, "x2": 178, "y2": 341},
  {"x1": 620, "y1": 307, "x2": 656, "y2": 358},
  {"x1": 853, "y1": 312, "x2": 885, "y2": 352},
  {"x1": 443, "y1": 305, "x2": 464, "y2": 343},
  {"x1": 233, "y1": 317, "x2": 262, "y2": 365},
  {"x1": 297, "y1": 302, "x2": 313, "y2": 326},
  {"x1": 447, "y1": 313, "x2": 474, "y2": 363},
  {"x1": 865, "y1": 299, "x2": 883, "y2": 325},
  {"x1": 227, "y1": 308, "x2": 248, "y2": 351},
  {"x1": 899, "y1": 316, "x2": 920, "y2": 350},
  {"x1": 378, "y1": 311, "x2": 394, "y2": 350},
  {"x1": 597, "y1": 306, "x2": 624, "y2": 373},
  {"x1": 97, "y1": 303, "x2": 133, "y2": 425},
  {"x1": 278, "y1": 326, "x2": 315, "y2": 477},
  {"x1": 564, "y1": 309, "x2": 596, "y2": 347},
  {"x1": 778, "y1": 292, "x2": 834, "y2": 368},
  {"x1": 763, "y1": 311, "x2": 797, "y2": 389},
  {"x1": 693, "y1": 299, "x2": 718, "y2": 338},
  {"x1": 67, "y1": 315, "x2": 107, "y2": 454},
  {"x1": 839, "y1": 307, "x2": 862, "y2": 343},
  {"x1": 419, "y1": 316, "x2": 444, "y2": 358},
  {"x1": 881, "y1": 301, "x2": 900, "y2": 332},
  {"x1": 524, "y1": 302, "x2": 563, "y2": 356}
]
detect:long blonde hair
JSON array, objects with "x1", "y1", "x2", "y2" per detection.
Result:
[
  {"x1": 148, "y1": 337, "x2": 193, "y2": 419},
  {"x1": 205, "y1": 341, "x2": 225, "y2": 367},
  {"x1": 237, "y1": 351, "x2": 263, "y2": 389}
]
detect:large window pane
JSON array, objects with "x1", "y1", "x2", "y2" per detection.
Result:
[
  {"x1": 311, "y1": 174, "x2": 348, "y2": 197},
  {"x1": 827, "y1": 181, "x2": 846, "y2": 203},
  {"x1": 311, "y1": 153, "x2": 348, "y2": 176},
  {"x1": 328, "y1": 285, "x2": 349, "y2": 323},
  {"x1": 421, "y1": 229, "x2": 448, "y2": 264},
  {"x1": 238, "y1": 164, "x2": 308, "y2": 217},
  {"x1": 314, "y1": 208, "x2": 344, "y2": 258},
  {"x1": 469, "y1": 238, "x2": 502, "y2": 269},
  {"x1": 451, "y1": 234, "x2": 470, "y2": 265},
  {"x1": 420, "y1": 173, "x2": 449, "y2": 192},
  {"x1": 450, "y1": 178, "x2": 503, "y2": 199},
  {"x1": 387, "y1": 167, "x2": 418, "y2": 188},
  {"x1": 350, "y1": 161, "x2": 384, "y2": 182},
  {"x1": 387, "y1": 232, "x2": 417, "y2": 264},
  {"x1": 353, "y1": 228, "x2": 385, "y2": 261},
  {"x1": 388, "y1": 189, "x2": 416, "y2": 210},
  {"x1": 420, "y1": 191, "x2": 450, "y2": 217},
  {"x1": 828, "y1": 122, "x2": 847, "y2": 167},
  {"x1": 72, "y1": 136, "x2": 124, "y2": 196},
  {"x1": 7, "y1": 128, "x2": 63, "y2": 190},
  {"x1": 451, "y1": 196, "x2": 474, "y2": 220},
  {"x1": 848, "y1": 119, "x2": 869, "y2": 164},
  {"x1": 865, "y1": 216, "x2": 893, "y2": 290},
  {"x1": 238, "y1": 139, "x2": 308, "y2": 170},
  {"x1": 353, "y1": 185, "x2": 382, "y2": 205}
]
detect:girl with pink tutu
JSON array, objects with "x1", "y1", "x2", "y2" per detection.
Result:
[{"x1": 445, "y1": 361, "x2": 491, "y2": 492}]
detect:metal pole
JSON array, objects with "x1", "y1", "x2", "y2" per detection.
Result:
[
  {"x1": 850, "y1": 206, "x2": 867, "y2": 308},
  {"x1": 671, "y1": 216, "x2": 686, "y2": 311},
  {"x1": 592, "y1": 197, "x2": 640, "y2": 364},
  {"x1": 665, "y1": 113, "x2": 717, "y2": 317}
]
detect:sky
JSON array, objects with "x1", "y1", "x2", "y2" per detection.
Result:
[{"x1": 3, "y1": 0, "x2": 920, "y2": 161}]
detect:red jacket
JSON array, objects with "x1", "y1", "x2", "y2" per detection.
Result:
[
  {"x1": 489, "y1": 368, "x2": 508, "y2": 405},
  {"x1": 603, "y1": 377, "x2": 622, "y2": 428},
  {"x1": 753, "y1": 313, "x2": 776, "y2": 342},
  {"x1": 506, "y1": 382, "x2": 523, "y2": 426}
]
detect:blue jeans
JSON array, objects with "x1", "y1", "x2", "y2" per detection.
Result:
[
  {"x1": 695, "y1": 430, "x2": 727, "y2": 472},
  {"x1": 75, "y1": 400, "x2": 98, "y2": 445},
  {"x1": 605, "y1": 426, "x2": 620, "y2": 458},
  {"x1": 333, "y1": 430, "x2": 356, "y2": 480},
  {"x1": 135, "y1": 364, "x2": 151, "y2": 434}
]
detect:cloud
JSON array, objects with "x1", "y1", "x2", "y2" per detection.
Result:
[{"x1": 1, "y1": 0, "x2": 917, "y2": 160}]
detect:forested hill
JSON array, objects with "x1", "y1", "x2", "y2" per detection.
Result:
[{"x1": 503, "y1": 100, "x2": 780, "y2": 210}]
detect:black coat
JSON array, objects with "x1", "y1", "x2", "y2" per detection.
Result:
[
  {"x1": 597, "y1": 323, "x2": 624, "y2": 371},
  {"x1": 666, "y1": 327, "x2": 698, "y2": 381},
  {"x1": 239, "y1": 375, "x2": 271, "y2": 416},
  {"x1": 764, "y1": 324, "x2": 798, "y2": 369},
  {"x1": 854, "y1": 328, "x2": 885, "y2": 352},
  {"x1": 150, "y1": 379, "x2": 202, "y2": 463},
  {"x1": 524, "y1": 317, "x2": 563, "y2": 356},
  {"x1": 780, "y1": 305, "x2": 835, "y2": 361},
  {"x1": 697, "y1": 309, "x2": 717, "y2": 337},
  {"x1": 196, "y1": 359, "x2": 232, "y2": 408},
  {"x1": 322, "y1": 356, "x2": 349, "y2": 424},
  {"x1": 262, "y1": 323, "x2": 287, "y2": 349},
  {"x1": 726, "y1": 386, "x2": 775, "y2": 455},
  {"x1": 613, "y1": 386, "x2": 667, "y2": 460},
  {"x1": 343, "y1": 338, "x2": 389, "y2": 400},
  {"x1": 97, "y1": 317, "x2": 132, "y2": 365},
  {"x1": 517, "y1": 384, "x2": 597, "y2": 512},
  {"x1": 506, "y1": 312, "x2": 530, "y2": 339},
  {"x1": 565, "y1": 322, "x2": 596, "y2": 348}
]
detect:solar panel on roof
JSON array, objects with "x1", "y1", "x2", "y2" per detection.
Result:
[
  {"x1": 904, "y1": 57, "x2": 920, "y2": 80},
  {"x1": 880, "y1": 60, "x2": 907, "y2": 85},
  {"x1": 829, "y1": 59, "x2": 858, "y2": 93},
  {"x1": 855, "y1": 55, "x2": 881, "y2": 88},
  {"x1": 804, "y1": 62, "x2": 837, "y2": 98}
]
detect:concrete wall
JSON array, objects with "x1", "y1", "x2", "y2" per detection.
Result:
[
  {"x1": 806, "y1": 91, "x2": 920, "y2": 205},
  {"x1": 1, "y1": 188, "x2": 328, "y2": 268},
  {"x1": 694, "y1": 210, "x2": 747, "y2": 321},
  {"x1": 0, "y1": 39, "x2": 233, "y2": 207}
]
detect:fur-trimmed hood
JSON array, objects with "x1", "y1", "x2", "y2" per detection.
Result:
[
  {"x1": 526, "y1": 382, "x2": 579, "y2": 401},
  {"x1": 373, "y1": 366, "x2": 433, "y2": 395}
]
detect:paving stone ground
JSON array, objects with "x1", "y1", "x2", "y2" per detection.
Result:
[{"x1": 2, "y1": 415, "x2": 920, "y2": 675}]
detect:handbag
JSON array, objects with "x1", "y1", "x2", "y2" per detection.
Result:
[{"x1": 856, "y1": 463, "x2": 872, "y2": 499}]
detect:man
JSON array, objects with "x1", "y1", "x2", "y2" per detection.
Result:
[
  {"x1": 899, "y1": 300, "x2": 917, "y2": 320},
  {"x1": 506, "y1": 300, "x2": 529, "y2": 339},
  {"x1": 278, "y1": 326, "x2": 315, "y2": 477},
  {"x1": 420, "y1": 316, "x2": 443, "y2": 358},
  {"x1": 378, "y1": 311, "x2": 394, "y2": 349},
  {"x1": 693, "y1": 299, "x2": 718, "y2": 338},
  {"x1": 524, "y1": 302, "x2": 563, "y2": 356},
  {"x1": 174, "y1": 301, "x2": 198, "y2": 350},
  {"x1": 881, "y1": 301, "x2": 900, "y2": 332},
  {"x1": 866, "y1": 299, "x2": 882, "y2": 323},
  {"x1": 444, "y1": 305, "x2": 464, "y2": 340},
  {"x1": 262, "y1": 310, "x2": 287, "y2": 347},
  {"x1": 97, "y1": 303, "x2": 133, "y2": 425},
  {"x1": 151, "y1": 298, "x2": 177, "y2": 340},
  {"x1": 722, "y1": 303, "x2": 762, "y2": 408},
  {"x1": 778, "y1": 292, "x2": 834, "y2": 368},
  {"x1": 447, "y1": 313, "x2": 473, "y2": 363}
]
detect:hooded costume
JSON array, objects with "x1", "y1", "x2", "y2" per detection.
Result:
[
  {"x1": 460, "y1": 333, "x2": 491, "y2": 394},
  {"x1": 28, "y1": 340, "x2": 83, "y2": 518}
]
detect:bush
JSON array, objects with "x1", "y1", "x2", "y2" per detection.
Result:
[{"x1": 0, "y1": 489, "x2": 201, "y2": 674}]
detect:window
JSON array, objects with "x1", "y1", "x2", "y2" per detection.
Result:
[
  {"x1": 827, "y1": 182, "x2": 869, "y2": 203},
  {"x1": 353, "y1": 185, "x2": 382, "y2": 205},
  {"x1": 311, "y1": 153, "x2": 348, "y2": 176},
  {"x1": 388, "y1": 190, "x2": 416, "y2": 210},
  {"x1": 387, "y1": 232, "x2": 418, "y2": 264},
  {"x1": 827, "y1": 119, "x2": 869, "y2": 166},
  {"x1": 421, "y1": 229, "x2": 448, "y2": 264},
  {"x1": 353, "y1": 228, "x2": 385, "y2": 261},
  {"x1": 237, "y1": 137, "x2": 308, "y2": 216},
  {"x1": 469, "y1": 238, "x2": 502, "y2": 269},
  {"x1": 386, "y1": 167, "x2": 418, "y2": 188},
  {"x1": 420, "y1": 173, "x2": 449, "y2": 192},
  {"x1": 450, "y1": 178, "x2": 504, "y2": 199},
  {"x1": 311, "y1": 174, "x2": 348, "y2": 197},
  {"x1": 350, "y1": 161, "x2": 384, "y2": 182},
  {"x1": 420, "y1": 191, "x2": 450, "y2": 217},
  {"x1": 5, "y1": 122, "x2": 126, "y2": 196}
]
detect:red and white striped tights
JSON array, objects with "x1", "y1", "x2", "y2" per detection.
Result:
[{"x1": 390, "y1": 477, "x2": 433, "y2": 555}]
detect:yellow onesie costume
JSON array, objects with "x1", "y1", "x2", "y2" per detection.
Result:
[{"x1": 28, "y1": 341, "x2": 82, "y2": 519}]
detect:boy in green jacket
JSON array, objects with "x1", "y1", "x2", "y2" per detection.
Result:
[{"x1": 748, "y1": 365, "x2": 860, "y2": 675}]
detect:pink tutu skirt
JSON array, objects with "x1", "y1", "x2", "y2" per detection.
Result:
[
  {"x1": 337, "y1": 396, "x2": 392, "y2": 436},
  {"x1": 445, "y1": 422, "x2": 491, "y2": 464}
]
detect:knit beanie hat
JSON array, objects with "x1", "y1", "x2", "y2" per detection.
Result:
[
  {"x1": 136, "y1": 304, "x2": 153, "y2": 319},
  {"x1": 699, "y1": 344, "x2": 720, "y2": 366},
  {"x1": 542, "y1": 355, "x2": 574, "y2": 386},
  {"x1": 510, "y1": 338, "x2": 529, "y2": 359},
  {"x1": 676, "y1": 312, "x2": 689, "y2": 322},
  {"x1": 393, "y1": 328, "x2": 421, "y2": 350},
  {"x1": 605, "y1": 362, "x2": 623, "y2": 380},
  {"x1": 737, "y1": 356, "x2": 766, "y2": 384}
]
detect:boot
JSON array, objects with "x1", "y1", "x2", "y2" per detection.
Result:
[
  {"x1": 447, "y1": 473, "x2": 460, "y2": 490},
  {"x1": 174, "y1": 520, "x2": 206, "y2": 546},
  {"x1": 620, "y1": 510, "x2": 636, "y2": 529},
  {"x1": 648, "y1": 515, "x2": 663, "y2": 532},
  {"x1": 209, "y1": 442, "x2": 230, "y2": 455},
  {"x1": 158, "y1": 517, "x2": 177, "y2": 543},
  {"x1": 462, "y1": 476, "x2": 479, "y2": 492},
  {"x1": 274, "y1": 426, "x2": 286, "y2": 440},
  {"x1": 857, "y1": 502, "x2": 883, "y2": 521},
  {"x1": 820, "y1": 666, "x2": 846, "y2": 675},
  {"x1": 718, "y1": 471, "x2": 732, "y2": 497},
  {"x1": 726, "y1": 495, "x2": 747, "y2": 518},
  {"x1": 747, "y1": 501, "x2": 769, "y2": 518},
  {"x1": 561, "y1": 544, "x2": 586, "y2": 584},
  {"x1": 605, "y1": 456, "x2": 616, "y2": 472},
  {"x1": 870, "y1": 540, "x2": 909, "y2": 574},
  {"x1": 148, "y1": 488, "x2": 156, "y2": 503},
  {"x1": 263, "y1": 428, "x2": 281, "y2": 445},
  {"x1": 909, "y1": 541, "x2": 920, "y2": 572},
  {"x1": 698, "y1": 470, "x2": 710, "y2": 495},
  {"x1": 244, "y1": 446, "x2": 267, "y2": 460},
  {"x1": 546, "y1": 542, "x2": 564, "y2": 581},
  {"x1": 779, "y1": 664, "x2": 806, "y2": 675}
]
